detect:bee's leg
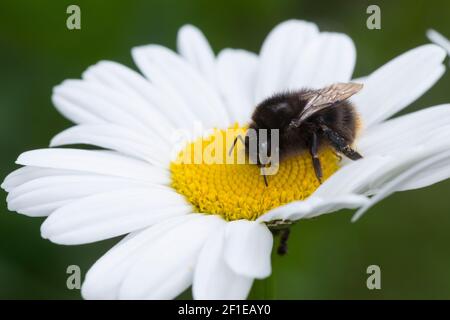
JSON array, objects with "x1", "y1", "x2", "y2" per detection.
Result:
[
  {"x1": 277, "y1": 227, "x2": 291, "y2": 256},
  {"x1": 309, "y1": 132, "x2": 323, "y2": 183},
  {"x1": 321, "y1": 125, "x2": 362, "y2": 160}
]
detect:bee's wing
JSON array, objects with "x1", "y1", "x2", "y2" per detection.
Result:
[{"x1": 296, "y1": 82, "x2": 363, "y2": 124}]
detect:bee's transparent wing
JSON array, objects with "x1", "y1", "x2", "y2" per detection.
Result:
[{"x1": 291, "y1": 82, "x2": 363, "y2": 127}]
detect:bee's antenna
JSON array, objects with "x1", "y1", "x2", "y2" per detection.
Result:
[
  {"x1": 228, "y1": 135, "x2": 245, "y2": 156},
  {"x1": 261, "y1": 165, "x2": 269, "y2": 187},
  {"x1": 263, "y1": 173, "x2": 268, "y2": 187}
]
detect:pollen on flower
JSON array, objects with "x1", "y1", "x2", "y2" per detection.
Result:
[{"x1": 170, "y1": 126, "x2": 340, "y2": 221}]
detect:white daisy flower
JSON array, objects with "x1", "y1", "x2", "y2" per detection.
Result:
[{"x1": 2, "y1": 20, "x2": 450, "y2": 300}]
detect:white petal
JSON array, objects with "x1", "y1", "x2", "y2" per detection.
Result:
[
  {"x1": 313, "y1": 155, "x2": 392, "y2": 198},
  {"x1": 396, "y1": 158, "x2": 450, "y2": 191},
  {"x1": 217, "y1": 49, "x2": 259, "y2": 124},
  {"x1": 368, "y1": 143, "x2": 450, "y2": 194},
  {"x1": 193, "y1": 226, "x2": 253, "y2": 300},
  {"x1": 257, "y1": 194, "x2": 369, "y2": 222},
  {"x1": 6, "y1": 175, "x2": 153, "y2": 217},
  {"x1": 40, "y1": 187, "x2": 191, "y2": 244},
  {"x1": 224, "y1": 220, "x2": 272, "y2": 279},
  {"x1": 288, "y1": 32, "x2": 356, "y2": 89},
  {"x1": 50, "y1": 124, "x2": 170, "y2": 167},
  {"x1": 352, "y1": 149, "x2": 450, "y2": 221},
  {"x1": 298, "y1": 195, "x2": 368, "y2": 219},
  {"x1": 82, "y1": 60, "x2": 197, "y2": 131},
  {"x1": 255, "y1": 20, "x2": 319, "y2": 101},
  {"x1": 82, "y1": 215, "x2": 192, "y2": 299},
  {"x1": 177, "y1": 25, "x2": 217, "y2": 87},
  {"x1": 359, "y1": 104, "x2": 450, "y2": 157},
  {"x1": 16, "y1": 149, "x2": 169, "y2": 184},
  {"x1": 53, "y1": 79, "x2": 172, "y2": 140},
  {"x1": 132, "y1": 45, "x2": 230, "y2": 128},
  {"x1": 427, "y1": 29, "x2": 450, "y2": 58},
  {"x1": 351, "y1": 76, "x2": 367, "y2": 83},
  {"x1": 1, "y1": 167, "x2": 86, "y2": 192},
  {"x1": 119, "y1": 214, "x2": 225, "y2": 299},
  {"x1": 52, "y1": 94, "x2": 103, "y2": 124},
  {"x1": 318, "y1": 140, "x2": 450, "y2": 203},
  {"x1": 353, "y1": 44, "x2": 446, "y2": 128}
]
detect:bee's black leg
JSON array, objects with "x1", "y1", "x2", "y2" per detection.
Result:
[
  {"x1": 277, "y1": 228, "x2": 291, "y2": 256},
  {"x1": 309, "y1": 132, "x2": 323, "y2": 183},
  {"x1": 320, "y1": 125, "x2": 362, "y2": 160}
]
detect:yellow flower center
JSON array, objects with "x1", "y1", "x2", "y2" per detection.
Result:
[{"x1": 170, "y1": 126, "x2": 339, "y2": 221}]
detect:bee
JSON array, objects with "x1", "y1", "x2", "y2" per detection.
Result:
[{"x1": 231, "y1": 82, "x2": 364, "y2": 186}]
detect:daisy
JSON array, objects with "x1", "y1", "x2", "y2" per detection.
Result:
[{"x1": 2, "y1": 20, "x2": 450, "y2": 300}]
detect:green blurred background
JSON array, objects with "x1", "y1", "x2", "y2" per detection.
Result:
[{"x1": 0, "y1": 0, "x2": 449, "y2": 299}]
